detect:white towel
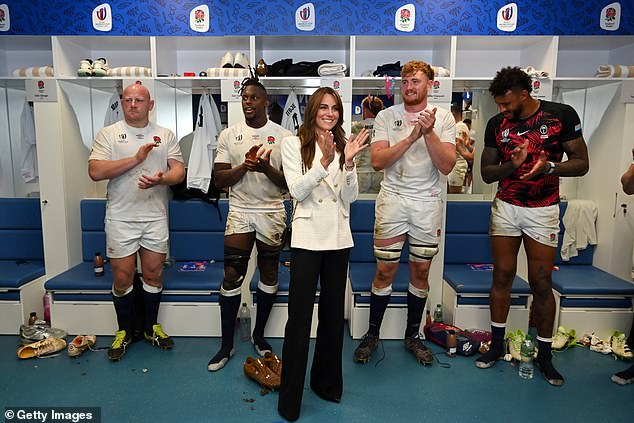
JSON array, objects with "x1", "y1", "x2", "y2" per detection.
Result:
[
  {"x1": 595, "y1": 64, "x2": 634, "y2": 78},
  {"x1": 431, "y1": 66, "x2": 450, "y2": 77},
  {"x1": 205, "y1": 68, "x2": 250, "y2": 78},
  {"x1": 12, "y1": 66, "x2": 54, "y2": 77},
  {"x1": 107, "y1": 66, "x2": 152, "y2": 77},
  {"x1": 521, "y1": 66, "x2": 549, "y2": 79},
  {"x1": 318, "y1": 63, "x2": 347, "y2": 76},
  {"x1": 560, "y1": 199, "x2": 598, "y2": 261}
]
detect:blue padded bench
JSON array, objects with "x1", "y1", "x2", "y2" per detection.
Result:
[
  {"x1": 44, "y1": 198, "x2": 226, "y2": 336},
  {"x1": 248, "y1": 200, "x2": 317, "y2": 337},
  {"x1": 348, "y1": 199, "x2": 411, "y2": 339},
  {"x1": 552, "y1": 204, "x2": 634, "y2": 338},
  {"x1": 0, "y1": 198, "x2": 46, "y2": 334},
  {"x1": 442, "y1": 201, "x2": 532, "y2": 331}
]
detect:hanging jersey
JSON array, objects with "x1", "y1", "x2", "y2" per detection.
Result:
[
  {"x1": 89, "y1": 121, "x2": 183, "y2": 222},
  {"x1": 281, "y1": 91, "x2": 302, "y2": 135},
  {"x1": 372, "y1": 103, "x2": 456, "y2": 200},
  {"x1": 484, "y1": 100, "x2": 582, "y2": 208},
  {"x1": 20, "y1": 99, "x2": 38, "y2": 182},
  {"x1": 104, "y1": 90, "x2": 122, "y2": 127},
  {"x1": 215, "y1": 120, "x2": 292, "y2": 212},
  {"x1": 187, "y1": 94, "x2": 221, "y2": 193}
]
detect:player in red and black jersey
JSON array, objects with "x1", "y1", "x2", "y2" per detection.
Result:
[{"x1": 475, "y1": 67, "x2": 589, "y2": 387}]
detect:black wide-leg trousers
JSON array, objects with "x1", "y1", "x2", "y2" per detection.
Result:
[{"x1": 278, "y1": 247, "x2": 350, "y2": 422}]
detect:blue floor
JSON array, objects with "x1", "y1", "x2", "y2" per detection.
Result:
[{"x1": 1, "y1": 329, "x2": 633, "y2": 423}]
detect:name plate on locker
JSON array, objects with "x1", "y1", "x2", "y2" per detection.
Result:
[
  {"x1": 530, "y1": 78, "x2": 552, "y2": 101},
  {"x1": 428, "y1": 78, "x2": 451, "y2": 103},
  {"x1": 320, "y1": 78, "x2": 351, "y2": 102},
  {"x1": 620, "y1": 81, "x2": 634, "y2": 103},
  {"x1": 221, "y1": 78, "x2": 243, "y2": 102},
  {"x1": 26, "y1": 79, "x2": 57, "y2": 102}
]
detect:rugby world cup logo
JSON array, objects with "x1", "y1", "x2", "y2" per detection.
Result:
[
  {"x1": 501, "y1": 6, "x2": 513, "y2": 21},
  {"x1": 296, "y1": 3, "x2": 315, "y2": 31},
  {"x1": 92, "y1": 3, "x2": 112, "y2": 32},
  {"x1": 299, "y1": 7, "x2": 310, "y2": 20},
  {"x1": 96, "y1": 6, "x2": 107, "y2": 21},
  {"x1": 497, "y1": 3, "x2": 517, "y2": 32}
]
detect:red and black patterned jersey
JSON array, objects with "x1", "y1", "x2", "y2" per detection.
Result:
[{"x1": 484, "y1": 100, "x2": 582, "y2": 208}]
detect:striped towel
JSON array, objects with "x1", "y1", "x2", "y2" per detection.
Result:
[
  {"x1": 595, "y1": 65, "x2": 634, "y2": 77},
  {"x1": 107, "y1": 66, "x2": 152, "y2": 77},
  {"x1": 12, "y1": 66, "x2": 54, "y2": 77},
  {"x1": 318, "y1": 63, "x2": 347, "y2": 77},
  {"x1": 432, "y1": 66, "x2": 450, "y2": 77},
  {"x1": 205, "y1": 68, "x2": 250, "y2": 78}
]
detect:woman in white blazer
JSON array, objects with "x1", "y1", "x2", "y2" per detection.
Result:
[{"x1": 278, "y1": 87, "x2": 368, "y2": 421}]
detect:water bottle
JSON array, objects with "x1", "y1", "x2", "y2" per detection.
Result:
[
  {"x1": 94, "y1": 252, "x2": 105, "y2": 277},
  {"x1": 519, "y1": 335, "x2": 535, "y2": 379},
  {"x1": 28, "y1": 311, "x2": 38, "y2": 326},
  {"x1": 239, "y1": 302, "x2": 251, "y2": 342},
  {"x1": 433, "y1": 304, "x2": 443, "y2": 323},
  {"x1": 42, "y1": 292, "x2": 52, "y2": 325},
  {"x1": 446, "y1": 329, "x2": 457, "y2": 358},
  {"x1": 425, "y1": 310, "x2": 432, "y2": 327}
]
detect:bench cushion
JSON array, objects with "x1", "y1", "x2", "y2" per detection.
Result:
[
  {"x1": 46, "y1": 262, "x2": 223, "y2": 293},
  {"x1": 0, "y1": 260, "x2": 45, "y2": 288},
  {"x1": 443, "y1": 264, "x2": 531, "y2": 295},
  {"x1": 551, "y1": 265, "x2": 634, "y2": 296},
  {"x1": 349, "y1": 263, "x2": 410, "y2": 294}
]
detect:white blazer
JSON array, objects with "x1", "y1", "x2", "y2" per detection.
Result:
[{"x1": 281, "y1": 136, "x2": 359, "y2": 251}]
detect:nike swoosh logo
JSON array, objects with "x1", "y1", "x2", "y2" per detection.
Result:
[{"x1": 517, "y1": 130, "x2": 530, "y2": 136}]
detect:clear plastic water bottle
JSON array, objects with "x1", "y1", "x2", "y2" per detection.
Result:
[
  {"x1": 433, "y1": 304, "x2": 443, "y2": 323},
  {"x1": 239, "y1": 302, "x2": 251, "y2": 342},
  {"x1": 519, "y1": 335, "x2": 535, "y2": 379}
]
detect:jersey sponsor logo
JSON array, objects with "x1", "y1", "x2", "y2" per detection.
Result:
[
  {"x1": 153, "y1": 136, "x2": 162, "y2": 146},
  {"x1": 136, "y1": 134, "x2": 144, "y2": 139},
  {"x1": 117, "y1": 133, "x2": 128, "y2": 143},
  {"x1": 574, "y1": 123, "x2": 582, "y2": 132},
  {"x1": 501, "y1": 128, "x2": 510, "y2": 143},
  {"x1": 517, "y1": 129, "x2": 530, "y2": 136},
  {"x1": 267, "y1": 136, "x2": 275, "y2": 144},
  {"x1": 539, "y1": 124, "x2": 548, "y2": 138},
  {"x1": 236, "y1": 134, "x2": 243, "y2": 142}
]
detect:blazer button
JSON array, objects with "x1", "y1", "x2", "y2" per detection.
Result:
[
  {"x1": 332, "y1": 198, "x2": 337, "y2": 203},
  {"x1": 318, "y1": 199, "x2": 323, "y2": 203},
  {"x1": 334, "y1": 183, "x2": 338, "y2": 188}
]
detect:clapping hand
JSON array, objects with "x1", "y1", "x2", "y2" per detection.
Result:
[
  {"x1": 520, "y1": 150, "x2": 548, "y2": 180},
  {"x1": 345, "y1": 128, "x2": 369, "y2": 163},
  {"x1": 317, "y1": 130, "x2": 336, "y2": 169}
]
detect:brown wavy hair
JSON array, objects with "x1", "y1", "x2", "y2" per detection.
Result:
[{"x1": 299, "y1": 87, "x2": 347, "y2": 170}]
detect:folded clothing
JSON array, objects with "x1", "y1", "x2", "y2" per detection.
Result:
[
  {"x1": 268, "y1": 58, "x2": 332, "y2": 76},
  {"x1": 205, "y1": 67, "x2": 250, "y2": 78},
  {"x1": 13, "y1": 66, "x2": 54, "y2": 77},
  {"x1": 521, "y1": 66, "x2": 549, "y2": 79},
  {"x1": 431, "y1": 66, "x2": 450, "y2": 77},
  {"x1": 107, "y1": 66, "x2": 152, "y2": 77},
  {"x1": 595, "y1": 64, "x2": 634, "y2": 77},
  {"x1": 318, "y1": 63, "x2": 347, "y2": 76}
]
